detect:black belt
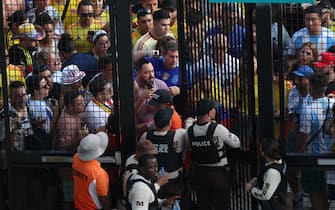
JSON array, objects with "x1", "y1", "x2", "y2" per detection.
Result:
[{"x1": 196, "y1": 165, "x2": 230, "y2": 173}]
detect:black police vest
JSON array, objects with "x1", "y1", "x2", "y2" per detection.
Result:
[
  {"x1": 146, "y1": 130, "x2": 182, "y2": 172},
  {"x1": 257, "y1": 162, "x2": 287, "y2": 210},
  {"x1": 188, "y1": 122, "x2": 226, "y2": 164},
  {"x1": 126, "y1": 175, "x2": 159, "y2": 210}
]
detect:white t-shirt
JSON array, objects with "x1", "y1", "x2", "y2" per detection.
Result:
[
  {"x1": 81, "y1": 100, "x2": 110, "y2": 133},
  {"x1": 128, "y1": 173, "x2": 160, "y2": 210},
  {"x1": 28, "y1": 99, "x2": 52, "y2": 134}
]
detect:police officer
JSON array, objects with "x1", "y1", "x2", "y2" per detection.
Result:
[
  {"x1": 140, "y1": 107, "x2": 185, "y2": 201},
  {"x1": 186, "y1": 99, "x2": 241, "y2": 210}
]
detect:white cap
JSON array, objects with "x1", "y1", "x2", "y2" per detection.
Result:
[{"x1": 93, "y1": 29, "x2": 108, "y2": 43}]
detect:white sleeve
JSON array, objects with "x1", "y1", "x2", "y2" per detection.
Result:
[
  {"x1": 173, "y1": 129, "x2": 186, "y2": 153},
  {"x1": 288, "y1": 32, "x2": 297, "y2": 56},
  {"x1": 139, "y1": 132, "x2": 148, "y2": 141},
  {"x1": 128, "y1": 182, "x2": 155, "y2": 210},
  {"x1": 215, "y1": 125, "x2": 241, "y2": 148},
  {"x1": 250, "y1": 168, "x2": 281, "y2": 200}
]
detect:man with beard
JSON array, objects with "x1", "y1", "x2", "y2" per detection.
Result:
[
  {"x1": 127, "y1": 154, "x2": 178, "y2": 210},
  {"x1": 134, "y1": 58, "x2": 168, "y2": 135},
  {"x1": 8, "y1": 23, "x2": 45, "y2": 75}
]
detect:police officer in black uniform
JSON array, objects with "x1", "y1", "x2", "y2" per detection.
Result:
[
  {"x1": 245, "y1": 138, "x2": 287, "y2": 210},
  {"x1": 186, "y1": 99, "x2": 241, "y2": 210},
  {"x1": 140, "y1": 107, "x2": 185, "y2": 201}
]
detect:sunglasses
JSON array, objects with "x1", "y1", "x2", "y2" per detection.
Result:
[
  {"x1": 80, "y1": 13, "x2": 93, "y2": 18},
  {"x1": 137, "y1": 8, "x2": 152, "y2": 17}
]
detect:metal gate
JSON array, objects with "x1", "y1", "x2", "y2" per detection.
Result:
[
  {"x1": 178, "y1": 1, "x2": 259, "y2": 209},
  {"x1": 0, "y1": 0, "x2": 318, "y2": 210}
]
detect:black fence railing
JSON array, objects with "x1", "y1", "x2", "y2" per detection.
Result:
[{"x1": 3, "y1": 0, "x2": 335, "y2": 210}]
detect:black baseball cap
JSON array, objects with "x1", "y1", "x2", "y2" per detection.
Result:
[
  {"x1": 162, "y1": 0, "x2": 177, "y2": 10},
  {"x1": 148, "y1": 89, "x2": 172, "y2": 107},
  {"x1": 154, "y1": 107, "x2": 173, "y2": 128},
  {"x1": 197, "y1": 99, "x2": 220, "y2": 116}
]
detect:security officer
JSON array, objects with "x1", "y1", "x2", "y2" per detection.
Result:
[
  {"x1": 186, "y1": 98, "x2": 241, "y2": 210},
  {"x1": 140, "y1": 107, "x2": 185, "y2": 200},
  {"x1": 126, "y1": 154, "x2": 177, "y2": 210}
]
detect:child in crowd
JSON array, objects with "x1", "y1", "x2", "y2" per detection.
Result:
[{"x1": 245, "y1": 138, "x2": 287, "y2": 210}]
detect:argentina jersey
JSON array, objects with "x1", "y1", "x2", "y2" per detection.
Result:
[
  {"x1": 288, "y1": 27, "x2": 335, "y2": 56},
  {"x1": 300, "y1": 97, "x2": 335, "y2": 154}
]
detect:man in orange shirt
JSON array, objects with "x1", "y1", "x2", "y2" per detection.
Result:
[
  {"x1": 148, "y1": 89, "x2": 182, "y2": 130},
  {"x1": 72, "y1": 132, "x2": 110, "y2": 210}
]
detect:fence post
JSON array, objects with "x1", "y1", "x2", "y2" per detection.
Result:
[
  {"x1": 256, "y1": 4, "x2": 275, "y2": 139},
  {"x1": 0, "y1": 2, "x2": 12, "y2": 209},
  {"x1": 114, "y1": 0, "x2": 136, "y2": 158}
]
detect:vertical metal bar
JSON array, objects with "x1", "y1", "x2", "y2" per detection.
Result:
[
  {"x1": 177, "y1": 0, "x2": 187, "y2": 115},
  {"x1": 256, "y1": 4, "x2": 274, "y2": 139},
  {"x1": 108, "y1": 0, "x2": 121, "y2": 149},
  {"x1": 114, "y1": 0, "x2": 135, "y2": 157},
  {"x1": 246, "y1": 4, "x2": 258, "y2": 209},
  {"x1": 277, "y1": 4, "x2": 287, "y2": 155},
  {"x1": 0, "y1": 1, "x2": 12, "y2": 209}
]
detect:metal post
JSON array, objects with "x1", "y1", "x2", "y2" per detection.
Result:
[
  {"x1": 256, "y1": 4, "x2": 274, "y2": 139},
  {"x1": 0, "y1": 2, "x2": 12, "y2": 209},
  {"x1": 114, "y1": 0, "x2": 136, "y2": 157},
  {"x1": 277, "y1": 4, "x2": 287, "y2": 155},
  {"x1": 177, "y1": 0, "x2": 187, "y2": 115}
]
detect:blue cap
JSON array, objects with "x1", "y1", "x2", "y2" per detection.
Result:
[{"x1": 292, "y1": 65, "x2": 314, "y2": 78}]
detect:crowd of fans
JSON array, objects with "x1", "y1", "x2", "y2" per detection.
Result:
[{"x1": 3, "y1": 0, "x2": 335, "y2": 209}]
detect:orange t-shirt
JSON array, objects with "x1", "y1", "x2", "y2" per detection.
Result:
[
  {"x1": 170, "y1": 109, "x2": 182, "y2": 131},
  {"x1": 72, "y1": 153, "x2": 109, "y2": 210}
]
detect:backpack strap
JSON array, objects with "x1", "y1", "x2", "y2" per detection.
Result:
[
  {"x1": 146, "y1": 130, "x2": 154, "y2": 141},
  {"x1": 206, "y1": 122, "x2": 218, "y2": 140},
  {"x1": 187, "y1": 124, "x2": 195, "y2": 141},
  {"x1": 306, "y1": 98, "x2": 330, "y2": 149},
  {"x1": 167, "y1": 130, "x2": 176, "y2": 153}
]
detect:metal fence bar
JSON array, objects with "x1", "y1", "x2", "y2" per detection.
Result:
[{"x1": 114, "y1": 0, "x2": 135, "y2": 158}]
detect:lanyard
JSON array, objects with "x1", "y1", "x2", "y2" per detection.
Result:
[{"x1": 92, "y1": 98, "x2": 112, "y2": 114}]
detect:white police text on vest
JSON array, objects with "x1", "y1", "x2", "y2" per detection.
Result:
[
  {"x1": 192, "y1": 141, "x2": 211, "y2": 147},
  {"x1": 153, "y1": 144, "x2": 169, "y2": 153}
]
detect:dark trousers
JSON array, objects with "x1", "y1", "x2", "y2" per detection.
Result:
[{"x1": 193, "y1": 166, "x2": 231, "y2": 210}]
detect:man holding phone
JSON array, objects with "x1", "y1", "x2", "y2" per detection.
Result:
[{"x1": 67, "y1": 0, "x2": 103, "y2": 52}]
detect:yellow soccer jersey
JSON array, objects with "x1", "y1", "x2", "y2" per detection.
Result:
[
  {"x1": 132, "y1": 28, "x2": 142, "y2": 46},
  {"x1": 94, "y1": 10, "x2": 109, "y2": 27},
  {"x1": 0, "y1": 64, "x2": 26, "y2": 100},
  {"x1": 51, "y1": 0, "x2": 80, "y2": 29},
  {"x1": 170, "y1": 23, "x2": 178, "y2": 40},
  {"x1": 5, "y1": 30, "x2": 20, "y2": 50},
  {"x1": 67, "y1": 21, "x2": 103, "y2": 52}
]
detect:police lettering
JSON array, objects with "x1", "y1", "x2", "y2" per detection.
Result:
[
  {"x1": 153, "y1": 144, "x2": 168, "y2": 153},
  {"x1": 192, "y1": 141, "x2": 211, "y2": 147}
]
